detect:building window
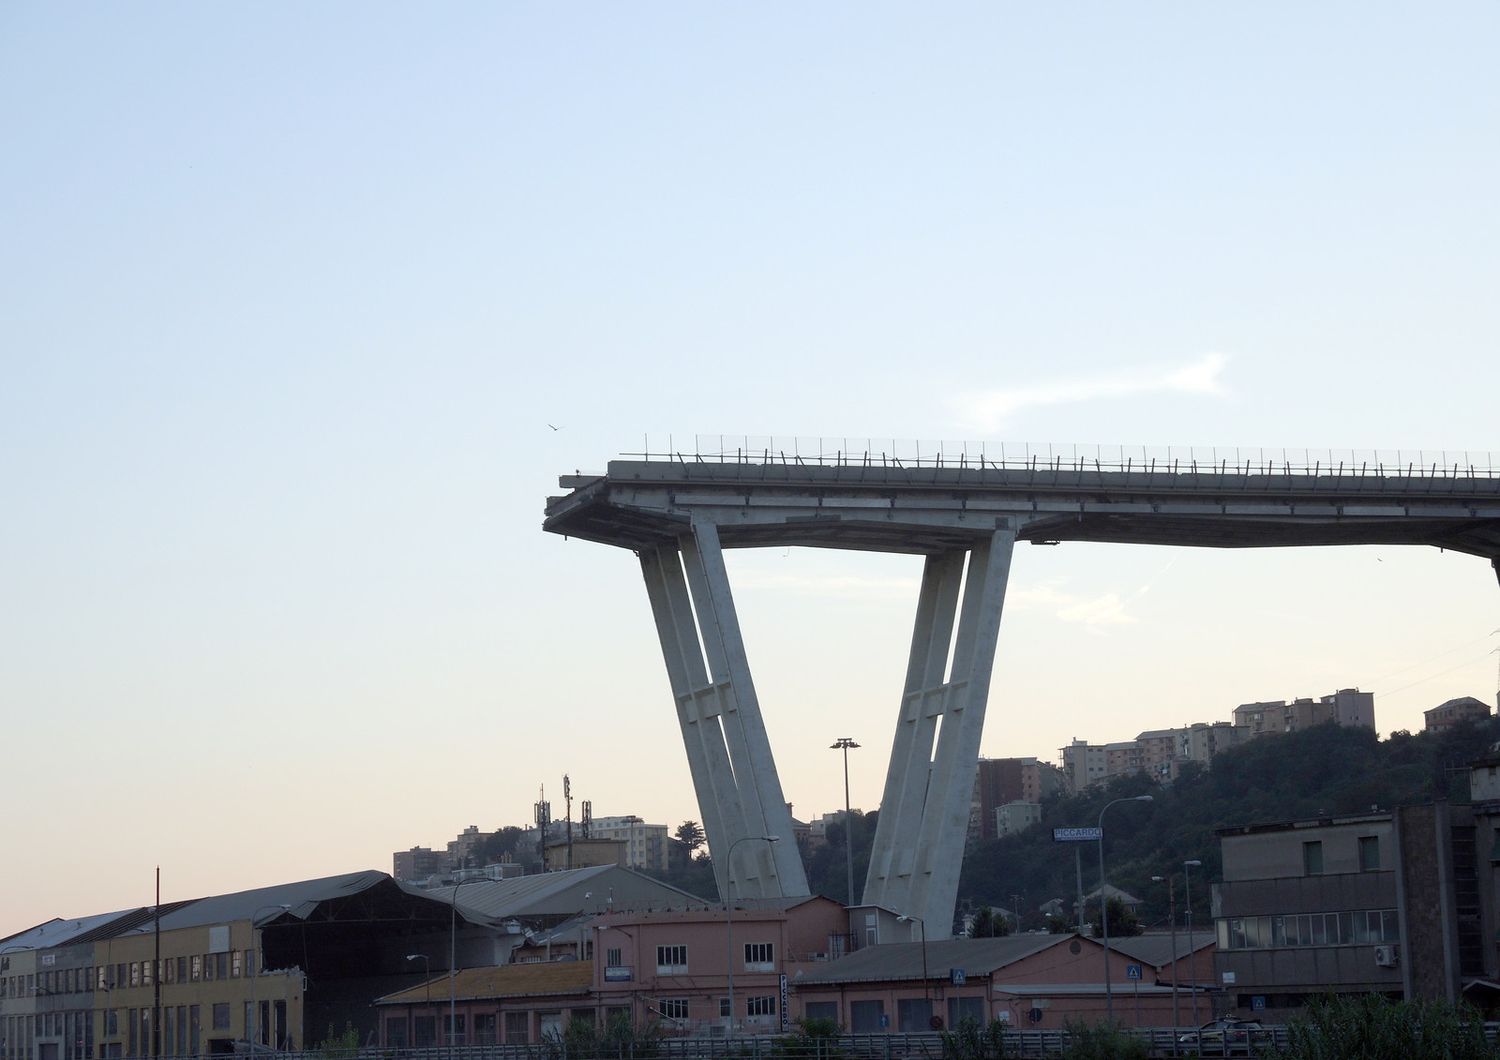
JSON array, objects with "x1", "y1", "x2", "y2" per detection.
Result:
[
  {"x1": 657, "y1": 999, "x2": 689, "y2": 1021},
  {"x1": 191, "y1": 956, "x2": 202, "y2": 982},
  {"x1": 503, "y1": 1012, "x2": 527, "y2": 1043},
  {"x1": 805, "y1": 1001, "x2": 839, "y2": 1023},
  {"x1": 655, "y1": 946, "x2": 687, "y2": 974},
  {"x1": 1359, "y1": 835, "x2": 1380, "y2": 871},
  {"x1": 1302, "y1": 841, "x2": 1324, "y2": 875},
  {"x1": 743, "y1": 942, "x2": 774, "y2": 970},
  {"x1": 746, "y1": 996, "x2": 776, "y2": 1017},
  {"x1": 212, "y1": 1004, "x2": 230, "y2": 1031},
  {"x1": 897, "y1": 997, "x2": 933, "y2": 1032},
  {"x1": 1217, "y1": 909, "x2": 1399, "y2": 950},
  {"x1": 606, "y1": 948, "x2": 622, "y2": 967},
  {"x1": 718, "y1": 997, "x2": 731, "y2": 1018}
]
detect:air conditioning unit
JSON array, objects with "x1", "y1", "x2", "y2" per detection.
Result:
[{"x1": 1374, "y1": 945, "x2": 1399, "y2": 968}]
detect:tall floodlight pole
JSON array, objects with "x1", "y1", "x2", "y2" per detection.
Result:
[
  {"x1": 1151, "y1": 875, "x2": 1180, "y2": 1036},
  {"x1": 449, "y1": 876, "x2": 487, "y2": 1054},
  {"x1": 248, "y1": 904, "x2": 291, "y2": 1052},
  {"x1": 1099, "y1": 795, "x2": 1153, "y2": 1022},
  {"x1": 726, "y1": 835, "x2": 779, "y2": 1037},
  {"x1": 830, "y1": 738, "x2": 861, "y2": 907},
  {"x1": 1183, "y1": 859, "x2": 1203, "y2": 1029}
]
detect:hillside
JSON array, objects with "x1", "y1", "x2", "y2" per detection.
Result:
[{"x1": 955, "y1": 715, "x2": 1500, "y2": 932}]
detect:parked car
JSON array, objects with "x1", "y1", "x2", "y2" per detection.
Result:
[{"x1": 1179, "y1": 1017, "x2": 1273, "y2": 1055}]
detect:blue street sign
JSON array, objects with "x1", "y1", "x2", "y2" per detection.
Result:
[
  {"x1": 1126, "y1": 964, "x2": 1142, "y2": 980},
  {"x1": 950, "y1": 969, "x2": 966, "y2": 986},
  {"x1": 1252, "y1": 996, "x2": 1266, "y2": 1011},
  {"x1": 1052, "y1": 827, "x2": 1104, "y2": 842},
  {"x1": 879, "y1": 1013, "x2": 890, "y2": 1029}
]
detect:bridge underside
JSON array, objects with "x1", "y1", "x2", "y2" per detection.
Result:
[
  {"x1": 548, "y1": 462, "x2": 1500, "y2": 561},
  {"x1": 544, "y1": 459, "x2": 1500, "y2": 936}
]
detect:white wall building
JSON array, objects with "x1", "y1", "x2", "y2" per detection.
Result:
[{"x1": 588, "y1": 815, "x2": 670, "y2": 872}]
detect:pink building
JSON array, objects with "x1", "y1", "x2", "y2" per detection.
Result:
[
  {"x1": 792, "y1": 934, "x2": 1193, "y2": 1031},
  {"x1": 375, "y1": 896, "x2": 848, "y2": 1044},
  {"x1": 590, "y1": 897, "x2": 848, "y2": 1034}
]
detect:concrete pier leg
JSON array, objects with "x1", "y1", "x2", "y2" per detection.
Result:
[
  {"x1": 862, "y1": 530, "x2": 1016, "y2": 937},
  {"x1": 639, "y1": 520, "x2": 810, "y2": 903}
]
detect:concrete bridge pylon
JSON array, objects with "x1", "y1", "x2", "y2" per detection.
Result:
[
  {"x1": 638, "y1": 517, "x2": 808, "y2": 903},
  {"x1": 862, "y1": 532, "x2": 1015, "y2": 936}
]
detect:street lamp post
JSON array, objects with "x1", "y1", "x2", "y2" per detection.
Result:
[
  {"x1": 1151, "y1": 874, "x2": 1180, "y2": 1037},
  {"x1": 896, "y1": 915, "x2": 930, "y2": 1021},
  {"x1": 830, "y1": 739, "x2": 861, "y2": 908},
  {"x1": 404, "y1": 955, "x2": 432, "y2": 1049},
  {"x1": 247, "y1": 904, "x2": 291, "y2": 1054},
  {"x1": 1098, "y1": 795, "x2": 1153, "y2": 1023},
  {"x1": 1183, "y1": 859, "x2": 1203, "y2": 1029},
  {"x1": 725, "y1": 835, "x2": 779, "y2": 1037},
  {"x1": 449, "y1": 877, "x2": 489, "y2": 1053}
]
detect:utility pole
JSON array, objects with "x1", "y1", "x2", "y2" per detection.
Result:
[
  {"x1": 830, "y1": 739, "x2": 861, "y2": 908},
  {"x1": 153, "y1": 868, "x2": 161, "y2": 1060}
]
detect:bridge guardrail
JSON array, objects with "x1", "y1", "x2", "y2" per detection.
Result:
[{"x1": 625, "y1": 436, "x2": 1500, "y2": 481}]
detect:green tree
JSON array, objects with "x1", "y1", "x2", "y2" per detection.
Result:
[
  {"x1": 940, "y1": 1016, "x2": 1010, "y2": 1059},
  {"x1": 1059, "y1": 1020, "x2": 1147, "y2": 1060},
  {"x1": 1088, "y1": 897, "x2": 1142, "y2": 938},
  {"x1": 674, "y1": 820, "x2": 705, "y2": 850},
  {"x1": 1282, "y1": 994, "x2": 1491, "y2": 1060},
  {"x1": 968, "y1": 906, "x2": 1011, "y2": 938}
]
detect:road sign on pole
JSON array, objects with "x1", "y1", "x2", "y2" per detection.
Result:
[{"x1": 1053, "y1": 827, "x2": 1104, "y2": 842}]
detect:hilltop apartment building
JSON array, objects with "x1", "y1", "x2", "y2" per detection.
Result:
[{"x1": 1061, "y1": 689, "x2": 1375, "y2": 792}]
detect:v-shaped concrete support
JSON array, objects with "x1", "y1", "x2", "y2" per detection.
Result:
[
  {"x1": 863, "y1": 530, "x2": 1017, "y2": 937},
  {"x1": 639, "y1": 517, "x2": 810, "y2": 903}
]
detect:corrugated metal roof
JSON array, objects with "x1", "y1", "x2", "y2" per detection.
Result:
[
  {"x1": 794, "y1": 936, "x2": 1072, "y2": 985},
  {"x1": 120, "y1": 871, "x2": 398, "y2": 934},
  {"x1": 72, "y1": 904, "x2": 197, "y2": 946},
  {"x1": 1109, "y1": 932, "x2": 1214, "y2": 969},
  {"x1": 1, "y1": 909, "x2": 144, "y2": 950},
  {"x1": 414, "y1": 865, "x2": 703, "y2": 922},
  {"x1": 376, "y1": 961, "x2": 594, "y2": 1005}
]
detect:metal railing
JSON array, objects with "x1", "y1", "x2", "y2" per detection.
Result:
[
  {"x1": 86, "y1": 1022, "x2": 1500, "y2": 1060},
  {"x1": 624, "y1": 436, "x2": 1500, "y2": 481}
]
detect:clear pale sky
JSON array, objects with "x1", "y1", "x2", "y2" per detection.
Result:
[{"x1": 3, "y1": 3, "x2": 1498, "y2": 938}]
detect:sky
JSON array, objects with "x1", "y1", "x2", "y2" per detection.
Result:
[{"x1": 2, "y1": 3, "x2": 1498, "y2": 938}]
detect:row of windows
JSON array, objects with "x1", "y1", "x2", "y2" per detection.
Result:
[
  {"x1": 655, "y1": 996, "x2": 777, "y2": 1021},
  {"x1": 0, "y1": 953, "x2": 256, "y2": 1000},
  {"x1": 651, "y1": 943, "x2": 775, "y2": 975},
  {"x1": 1217, "y1": 909, "x2": 1400, "y2": 950}
]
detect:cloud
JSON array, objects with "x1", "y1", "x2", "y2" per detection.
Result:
[
  {"x1": 955, "y1": 352, "x2": 1231, "y2": 431},
  {"x1": 1008, "y1": 586, "x2": 1138, "y2": 627}
]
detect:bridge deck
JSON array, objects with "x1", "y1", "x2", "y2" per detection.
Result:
[{"x1": 544, "y1": 459, "x2": 1500, "y2": 564}]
